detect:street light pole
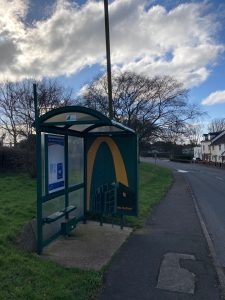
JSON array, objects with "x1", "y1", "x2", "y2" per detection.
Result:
[{"x1": 104, "y1": 0, "x2": 113, "y2": 119}]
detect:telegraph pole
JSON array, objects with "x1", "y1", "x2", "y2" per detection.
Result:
[{"x1": 104, "y1": 0, "x2": 113, "y2": 119}]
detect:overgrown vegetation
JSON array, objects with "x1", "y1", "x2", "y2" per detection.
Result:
[{"x1": 0, "y1": 162, "x2": 172, "y2": 299}]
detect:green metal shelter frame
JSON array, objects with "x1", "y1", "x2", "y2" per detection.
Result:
[{"x1": 34, "y1": 92, "x2": 138, "y2": 255}]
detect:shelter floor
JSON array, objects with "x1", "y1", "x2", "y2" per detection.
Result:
[{"x1": 42, "y1": 221, "x2": 132, "y2": 270}]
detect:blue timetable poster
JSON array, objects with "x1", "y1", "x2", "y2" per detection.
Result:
[{"x1": 48, "y1": 135, "x2": 65, "y2": 193}]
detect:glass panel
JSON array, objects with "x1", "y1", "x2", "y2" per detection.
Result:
[
  {"x1": 89, "y1": 126, "x2": 123, "y2": 132},
  {"x1": 69, "y1": 189, "x2": 84, "y2": 219},
  {"x1": 68, "y1": 136, "x2": 84, "y2": 186},
  {"x1": 43, "y1": 219, "x2": 63, "y2": 241},
  {"x1": 42, "y1": 195, "x2": 65, "y2": 241},
  {"x1": 69, "y1": 124, "x2": 92, "y2": 131},
  {"x1": 44, "y1": 112, "x2": 98, "y2": 123},
  {"x1": 43, "y1": 195, "x2": 65, "y2": 218}
]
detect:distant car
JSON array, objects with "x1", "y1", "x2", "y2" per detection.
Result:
[{"x1": 192, "y1": 157, "x2": 201, "y2": 162}]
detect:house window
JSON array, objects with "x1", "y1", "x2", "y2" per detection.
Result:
[
  {"x1": 212, "y1": 145, "x2": 215, "y2": 150},
  {"x1": 208, "y1": 145, "x2": 210, "y2": 151},
  {"x1": 219, "y1": 144, "x2": 221, "y2": 150}
]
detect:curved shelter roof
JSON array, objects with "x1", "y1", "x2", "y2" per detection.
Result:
[{"x1": 37, "y1": 106, "x2": 135, "y2": 136}]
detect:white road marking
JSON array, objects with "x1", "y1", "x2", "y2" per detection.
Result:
[
  {"x1": 216, "y1": 177, "x2": 224, "y2": 181},
  {"x1": 157, "y1": 253, "x2": 196, "y2": 294},
  {"x1": 177, "y1": 169, "x2": 189, "y2": 173}
]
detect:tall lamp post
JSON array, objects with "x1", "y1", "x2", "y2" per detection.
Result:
[{"x1": 104, "y1": 0, "x2": 113, "y2": 119}]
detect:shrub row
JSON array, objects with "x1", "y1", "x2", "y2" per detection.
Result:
[
  {"x1": 173, "y1": 155, "x2": 192, "y2": 160},
  {"x1": 0, "y1": 146, "x2": 36, "y2": 177},
  {"x1": 170, "y1": 158, "x2": 191, "y2": 163}
]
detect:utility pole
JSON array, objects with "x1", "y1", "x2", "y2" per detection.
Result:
[{"x1": 104, "y1": 0, "x2": 113, "y2": 119}]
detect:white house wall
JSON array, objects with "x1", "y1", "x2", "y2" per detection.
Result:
[
  {"x1": 201, "y1": 141, "x2": 211, "y2": 160},
  {"x1": 193, "y1": 147, "x2": 202, "y2": 159},
  {"x1": 211, "y1": 144, "x2": 225, "y2": 163}
]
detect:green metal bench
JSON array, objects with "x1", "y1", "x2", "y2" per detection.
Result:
[{"x1": 43, "y1": 205, "x2": 77, "y2": 224}]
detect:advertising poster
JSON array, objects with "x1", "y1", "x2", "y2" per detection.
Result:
[{"x1": 48, "y1": 135, "x2": 65, "y2": 193}]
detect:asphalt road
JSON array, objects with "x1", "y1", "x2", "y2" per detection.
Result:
[{"x1": 142, "y1": 157, "x2": 225, "y2": 268}]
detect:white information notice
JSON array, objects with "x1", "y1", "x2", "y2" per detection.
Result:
[{"x1": 48, "y1": 135, "x2": 65, "y2": 193}]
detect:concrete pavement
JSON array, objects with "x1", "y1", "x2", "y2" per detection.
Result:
[
  {"x1": 43, "y1": 221, "x2": 132, "y2": 270},
  {"x1": 99, "y1": 171, "x2": 221, "y2": 299}
]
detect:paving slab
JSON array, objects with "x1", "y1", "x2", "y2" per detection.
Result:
[
  {"x1": 42, "y1": 221, "x2": 132, "y2": 270},
  {"x1": 156, "y1": 253, "x2": 196, "y2": 294}
]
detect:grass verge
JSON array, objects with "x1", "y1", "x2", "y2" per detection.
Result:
[
  {"x1": 0, "y1": 162, "x2": 172, "y2": 299},
  {"x1": 0, "y1": 173, "x2": 102, "y2": 300},
  {"x1": 126, "y1": 161, "x2": 172, "y2": 228}
]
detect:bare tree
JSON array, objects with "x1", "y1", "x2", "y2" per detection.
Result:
[
  {"x1": 184, "y1": 124, "x2": 203, "y2": 146},
  {"x1": 79, "y1": 71, "x2": 204, "y2": 141},
  {"x1": 208, "y1": 118, "x2": 225, "y2": 133},
  {"x1": 0, "y1": 79, "x2": 73, "y2": 145},
  {"x1": 0, "y1": 82, "x2": 21, "y2": 146},
  {"x1": 16, "y1": 79, "x2": 73, "y2": 139},
  {"x1": 0, "y1": 132, "x2": 6, "y2": 146}
]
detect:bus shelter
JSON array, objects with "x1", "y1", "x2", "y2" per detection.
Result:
[{"x1": 34, "y1": 105, "x2": 138, "y2": 254}]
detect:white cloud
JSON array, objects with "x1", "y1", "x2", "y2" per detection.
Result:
[
  {"x1": 201, "y1": 90, "x2": 225, "y2": 106},
  {"x1": 0, "y1": 0, "x2": 223, "y2": 87}
]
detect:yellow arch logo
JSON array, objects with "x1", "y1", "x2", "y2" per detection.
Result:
[{"x1": 87, "y1": 137, "x2": 128, "y2": 210}]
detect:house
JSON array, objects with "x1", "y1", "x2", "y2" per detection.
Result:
[
  {"x1": 201, "y1": 131, "x2": 225, "y2": 162},
  {"x1": 210, "y1": 131, "x2": 225, "y2": 163}
]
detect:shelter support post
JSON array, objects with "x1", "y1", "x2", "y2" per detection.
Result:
[{"x1": 33, "y1": 83, "x2": 43, "y2": 254}]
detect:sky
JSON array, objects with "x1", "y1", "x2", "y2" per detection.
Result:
[{"x1": 0, "y1": 0, "x2": 225, "y2": 127}]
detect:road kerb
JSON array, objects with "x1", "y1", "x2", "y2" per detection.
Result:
[{"x1": 185, "y1": 176, "x2": 225, "y2": 298}]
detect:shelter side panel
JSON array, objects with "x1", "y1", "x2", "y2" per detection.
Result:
[{"x1": 85, "y1": 135, "x2": 138, "y2": 216}]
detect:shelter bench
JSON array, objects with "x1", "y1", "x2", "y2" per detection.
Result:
[{"x1": 43, "y1": 205, "x2": 77, "y2": 224}]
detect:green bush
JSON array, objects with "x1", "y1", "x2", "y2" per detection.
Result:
[
  {"x1": 170, "y1": 158, "x2": 191, "y2": 163},
  {"x1": 0, "y1": 146, "x2": 36, "y2": 176},
  {"x1": 173, "y1": 155, "x2": 192, "y2": 160}
]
